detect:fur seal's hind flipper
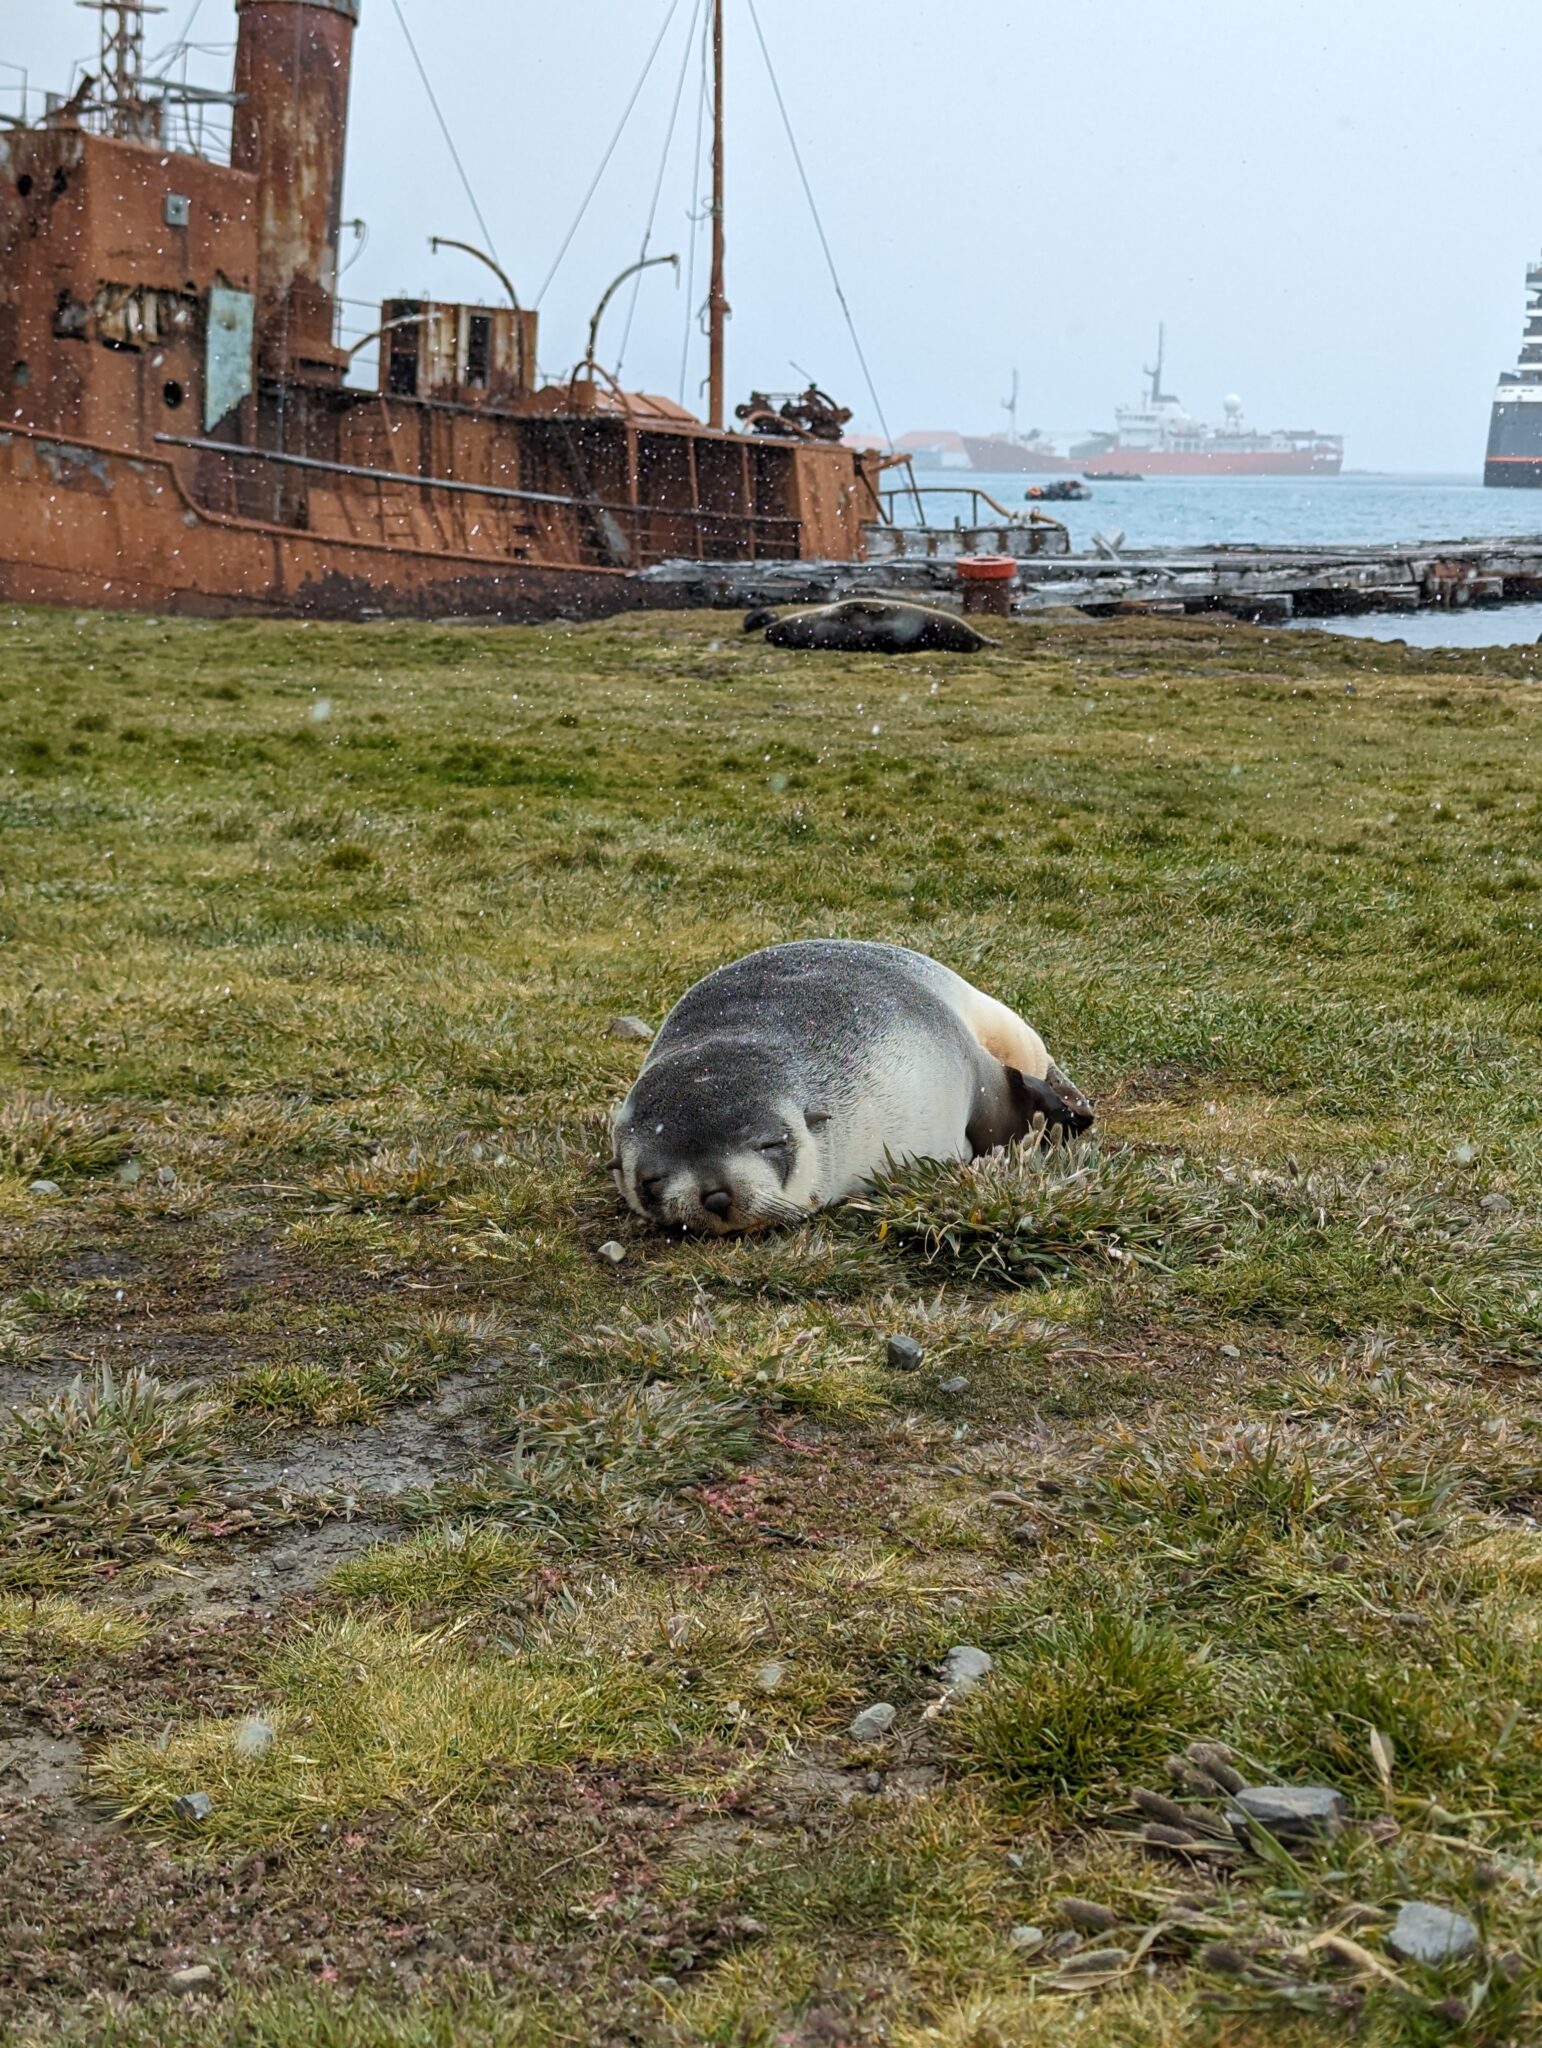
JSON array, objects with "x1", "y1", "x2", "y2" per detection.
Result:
[{"x1": 1007, "y1": 1065, "x2": 1095, "y2": 1142}]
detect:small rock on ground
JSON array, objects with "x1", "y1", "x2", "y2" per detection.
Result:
[
  {"x1": 168, "y1": 1965, "x2": 217, "y2": 1995},
  {"x1": 850, "y1": 1702, "x2": 897, "y2": 1741},
  {"x1": 597, "y1": 1240, "x2": 627, "y2": 1264},
  {"x1": 940, "y1": 1645, "x2": 993, "y2": 1693},
  {"x1": 1228, "y1": 1784, "x2": 1345, "y2": 1841},
  {"x1": 27, "y1": 1180, "x2": 62, "y2": 1197},
  {"x1": 1387, "y1": 1901, "x2": 1480, "y2": 1967},
  {"x1": 885, "y1": 1333, "x2": 924, "y2": 1371},
  {"x1": 937, "y1": 1376, "x2": 969, "y2": 1395},
  {"x1": 609, "y1": 1015, "x2": 654, "y2": 1042},
  {"x1": 1009, "y1": 1924, "x2": 1045, "y2": 1951},
  {"x1": 171, "y1": 1792, "x2": 214, "y2": 1823},
  {"x1": 754, "y1": 1660, "x2": 786, "y2": 1693}
]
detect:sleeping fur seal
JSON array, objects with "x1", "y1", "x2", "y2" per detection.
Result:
[
  {"x1": 742, "y1": 598, "x2": 994, "y2": 656},
  {"x1": 609, "y1": 940, "x2": 1092, "y2": 1235}
]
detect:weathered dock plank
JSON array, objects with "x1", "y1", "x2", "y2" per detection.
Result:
[{"x1": 638, "y1": 533, "x2": 1542, "y2": 621}]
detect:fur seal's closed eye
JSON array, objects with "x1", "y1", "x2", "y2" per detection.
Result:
[{"x1": 609, "y1": 940, "x2": 1091, "y2": 1235}]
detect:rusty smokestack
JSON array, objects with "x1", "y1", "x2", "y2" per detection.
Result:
[{"x1": 231, "y1": 0, "x2": 359, "y2": 377}]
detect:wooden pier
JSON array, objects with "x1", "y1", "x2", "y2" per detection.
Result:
[{"x1": 639, "y1": 533, "x2": 1542, "y2": 622}]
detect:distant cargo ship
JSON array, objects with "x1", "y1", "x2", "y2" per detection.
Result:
[
  {"x1": 963, "y1": 331, "x2": 1343, "y2": 477},
  {"x1": 1485, "y1": 255, "x2": 1542, "y2": 486}
]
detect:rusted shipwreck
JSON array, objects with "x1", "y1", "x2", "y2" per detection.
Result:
[{"x1": 0, "y1": 0, "x2": 886, "y2": 620}]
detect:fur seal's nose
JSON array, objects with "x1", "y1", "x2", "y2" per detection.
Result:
[{"x1": 701, "y1": 1188, "x2": 733, "y2": 1219}]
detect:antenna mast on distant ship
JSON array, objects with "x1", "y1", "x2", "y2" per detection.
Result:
[
  {"x1": 1144, "y1": 322, "x2": 1172, "y2": 406},
  {"x1": 1002, "y1": 367, "x2": 1020, "y2": 443}
]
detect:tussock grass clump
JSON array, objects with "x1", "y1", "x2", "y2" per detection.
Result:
[
  {"x1": 226, "y1": 1321, "x2": 483, "y2": 1427},
  {"x1": 1266, "y1": 1624, "x2": 1542, "y2": 1812},
  {"x1": 310, "y1": 1138, "x2": 479, "y2": 1212},
  {"x1": 0, "y1": 1294, "x2": 39, "y2": 1366},
  {"x1": 1085, "y1": 1419, "x2": 1466, "y2": 1542},
  {"x1": 557, "y1": 1302, "x2": 886, "y2": 1422},
  {"x1": 0, "y1": 1365, "x2": 227, "y2": 1581},
  {"x1": 99, "y1": 1611, "x2": 733, "y2": 1843},
  {"x1": 0, "y1": 1088, "x2": 134, "y2": 1184},
  {"x1": 954, "y1": 1609, "x2": 1215, "y2": 1807},
  {"x1": 329, "y1": 1522, "x2": 543, "y2": 1616},
  {"x1": 414, "y1": 1379, "x2": 755, "y2": 1539},
  {"x1": 853, "y1": 1140, "x2": 1230, "y2": 1288},
  {"x1": 0, "y1": 1591, "x2": 148, "y2": 1654}
]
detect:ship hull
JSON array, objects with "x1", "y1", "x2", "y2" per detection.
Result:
[
  {"x1": 962, "y1": 436, "x2": 1341, "y2": 478},
  {"x1": 0, "y1": 425, "x2": 736, "y2": 622},
  {"x1": 1484, "y1": 393, "x2": 1542, "y2": 487}
]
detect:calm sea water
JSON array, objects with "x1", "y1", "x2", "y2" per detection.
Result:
[
  {"x1": 892, "y1": 471, "x2": 1542, "y2": 646},
  {"x1": 915, "y1": 470, "x2": 1542, "y2": 552}
]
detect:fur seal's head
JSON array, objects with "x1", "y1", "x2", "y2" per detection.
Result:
[
  {"x1": 610, "y1": 1041, "x2": 828, "y2": 1235},
  {"x1": 742, "y1": 606, "x2": 779, "y2": 634}
]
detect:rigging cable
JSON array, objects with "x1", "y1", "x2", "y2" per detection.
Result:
[
  {"x1": 677, "y1": 7, "x2": 712, "y2": 406},
  {"x1": 616, "y1": 0, "x2": 702, "y2": 379},
  {"x1": 745, "y1": 0, "x2": 895, "y2": 453},
  {"x1": 387, "y1": 0, "x2": 503, "y2": 269},
  {"x1": 535, "y1": 0, "x2": 684, "y2": 308}
]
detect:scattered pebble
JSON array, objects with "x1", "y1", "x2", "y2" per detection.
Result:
[
  {"x1": 597, "y1": 1240, "x2": 627, "y2": 1264},
  {"x1": 753, "y1": 1660, "x2": 786, "y2": 1694},
  {"x1": 1008, "y1": 1521, "x2": 1042, "y2": 1548},
  {"x1": 940, "y1": 1645, "x2": 993, "y2": 1693},
  {"x1": 156, "y1": 1165, "x2": 177, "y2": 1186},
  {"x1": 1387, "y1": 1901, "x2": 1480, "y2": 1968},
  {"x1": 27, "y1": 1179, "x2": 62, "y2": 1197},
  {"x1": 234, "y1": 1717, "x2": 274, "y2": 1759},
  {"x1": 1228, "y1": 1784, "x2": 1345, "y2": 1842},
  {"x1": 171, "y1": 1792, "x2": 214, "y2": 1823},
  {"x1": 885, "y1": 1333, "x2": 925, "y2": 1371},
  {"x1": 862, "y1": 1770, "x2": 883, "y2": 1794},
  {"x1": 1009, "y1": 1924, "x2": 1046, "y2": 1952},
  {"x1": 168, "y1": 1964, "x2": 216, "y2": 1996},
  {"x1": 116, "y1": 1158, "x2": 142, "y2": 1185},
  {"x1": 937, "y1": 1376, "x2": 969, "y2": 1395},
  {"x1": 849, "y1": 1702, "x2": 896, "y2": 1741},
  {"x1": 1218, "y1": 1343, "x2": 1241, "y2": 1360},
  {"x1": 1451, "y1": 1142, "x2": 1477, "y2": 1166},
  {"x1": 1480, "y1": 1192, "x2": 1513, "y2": 1215},
  {"x1": 609, "y1": 1015, "x2": 654, "y2": 1043}
]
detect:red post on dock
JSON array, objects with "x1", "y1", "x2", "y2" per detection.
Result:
[{"x1": 956, "y1": 554, "x2": 1018, "y2": 618}]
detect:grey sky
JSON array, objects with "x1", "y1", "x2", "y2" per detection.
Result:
[{"x1": 9, "y1": 0, "x2": 1540, "y2": 470}]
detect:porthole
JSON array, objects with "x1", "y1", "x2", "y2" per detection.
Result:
[
  {"x1": 162, "y1": 378, "x2": 185, "y2": 410},
  {"x1": 16, "y1": 174, "x2": 33, "y2": 198},
  {"x1": 12, "y1": 361, "x2": 30, "y2": 388}
]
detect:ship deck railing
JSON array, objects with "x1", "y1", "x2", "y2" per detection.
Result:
[{"x1": 155, "y1": 433, "x2": 806, "y2": 566}]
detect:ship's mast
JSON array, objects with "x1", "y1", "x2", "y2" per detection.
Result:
[
  {"x1": 708, "y1": 0, "x2": 728, "y2": 430},
  {"x1": 1002, "y1": 367, "x2": 1020, "y2": 443},
  {"x1": 77, "y1": 1, "x2": 164, "y2": 142},
  {"x1": 1145, "y1": 323, "x2": 1170, "y2": 407}
]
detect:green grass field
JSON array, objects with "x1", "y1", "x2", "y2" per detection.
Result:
[{"x1": 0, "y1": 602, "x2": 1539, "y2": 2046}]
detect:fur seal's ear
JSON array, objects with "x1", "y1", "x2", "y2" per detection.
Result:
[
  {"x1": 742, "y1": 607, "x2": 777, "y2": 635},
  {"x1": 1006, "y1": 1067, "x2": 1094, "y2": 1140},
  {"x1": 804, "y1": 1108, "x2": 832, "y2": 1130}
]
